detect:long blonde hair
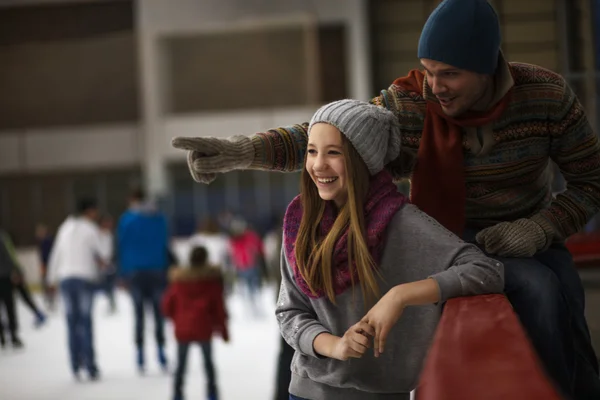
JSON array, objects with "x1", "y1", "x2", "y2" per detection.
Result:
[{"x1": 294, "y1": 135, "x2": 380, "y2": 306}]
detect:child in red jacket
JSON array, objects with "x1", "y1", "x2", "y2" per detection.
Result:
[{"x1": 162, "y1": 246, "x2": 229, "y2": 400}]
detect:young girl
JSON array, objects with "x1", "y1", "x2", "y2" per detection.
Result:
[
  {"x1": 162, "y1": 246, "x2": 229, "y2": 400},
  {"x1": 276, "y1": 99, "x2": 504, "y2": 400}
]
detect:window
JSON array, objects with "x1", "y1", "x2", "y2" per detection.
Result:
[
  {"x1": 0, "y1": 1, "x2": 138, "y2": 130},
  {"x1": 0, "y1": 167, "x2": 140, "y2": 246},
  {"x1": 164, "y1": 23, "x2": 348, "y2": 113}
]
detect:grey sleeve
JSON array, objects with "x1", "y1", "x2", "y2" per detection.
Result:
[
  {"x1": 401, "y1": 206, "x2": 504, "y2": 302},
  {"x1": 430, "y1": 243, "x2": 505, "y2": 302},
  {"x1": 275, "y1": 247, "x2": 330, "y2": 358}
]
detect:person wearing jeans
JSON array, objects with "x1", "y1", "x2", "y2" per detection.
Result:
[
  {"x1": 463, "y1": 228, "x2": 600, "y2": 397},
  {"x1": 48, "y1": 198, "x2": 109, "y2": 380},
  {"x1": 60, "y1": 278, "x2": 96, "y2": 376},
  {"x1": 129, "y1": 269, "x2": 167, "y2": 364},
  {"x1": 118, "y1": 188, "x2": 171, "y2": 373}
]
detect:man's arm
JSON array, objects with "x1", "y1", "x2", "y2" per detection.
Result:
[
  {"x1": 171, "y1": 85, "x2": 419, "y2": 183},
  {"x1": 371, "y1": 84, "x2": 420, "y2": 180},
  {"x1": 248, "y1": 124, "x2": 309, "y2": 172},
  {"x1": 171, "y1": 124, "x2": 309, "y2": 183},
  {"x1": 531, "y1": 79, "x2": 600, "y2": 244}
]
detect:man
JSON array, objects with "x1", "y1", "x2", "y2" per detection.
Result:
[
  {"x1": 117, "y1": 188, "x2": 170, "y2": 374},
  {"x1": 48, "y1": 198, "x2": 109, "y2": 380},
  {"x1": 171, "y1": 0, "x2": 600, "y2": 398}
]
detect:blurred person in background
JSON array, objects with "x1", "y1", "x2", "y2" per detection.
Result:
[
  {"x1": 0, "y1": 227, "x2": 47, "y2": 329},
  {"x1": 263, "y1": 214, "x2": 283, "y2": 289},
  {"x1": 172, "y1": 0, "x2": 600, "y2": 397},
  {"x1": 217, "y1": 210, "x2": 235, "y2": 233},
  {"x1": 162, "y1": 246, "x2": 229, "y2": 400},
  {"x1": 229, "y1": 217, "x2": 265, "y2": 317},
  {"x1": 188, "y1": 218, "x2": 232, "y2": 293},
  {"x1": 36, "y1": 224, "x2": 55, "y2": 311},
  {"x1": 117, "y1": 188, "x2": 170, "y2": 374},
  {"x1": 47, "y1": 198, "x2": 110, "y2": 380},
  {"x1": 98, "y1": 214, "x2": 117, "y2": 314},
  {"x1": 0, "y1": 228, "x2": 24, "y2": 349},
  {"x1": 11, "y1": 263, "x2": 47, "y2": 329}
]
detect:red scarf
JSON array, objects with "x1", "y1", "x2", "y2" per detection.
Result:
[
  {"x1": 283, "y1": 170, "x2": 407, "y2": 299},
  {"x1": 393, "y1": 70, "x2": 512, "y2": 236}
]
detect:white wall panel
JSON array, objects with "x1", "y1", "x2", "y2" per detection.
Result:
[
  {"x1": 0, "y1": 134, "x2": 22, "y2": 172},
  {"x1": 163, "y1": 107, "x2": 311, "y2": 161},
  {"x1": 22, "y1": 124, "x2": 140, "y2": 171}
]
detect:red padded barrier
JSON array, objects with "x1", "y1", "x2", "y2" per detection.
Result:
[
  {"x1": 566, "y1": 232, "x2": 600, "y2": 267},
  {"x1": 416, "y1": 294, "x2": 563, "y2": 400}
]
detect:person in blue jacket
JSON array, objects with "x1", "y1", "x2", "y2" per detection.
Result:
[{"x1": 117, "y1": 188, "x2": 171, "y2": 374}]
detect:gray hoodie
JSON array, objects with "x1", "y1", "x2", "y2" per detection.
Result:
[{"x1": 276, "y1": 204, "x2": 504, "y2": 400}]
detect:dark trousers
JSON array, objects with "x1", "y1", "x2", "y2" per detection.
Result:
[
  {"x1": 174, "y1": 341, "x2": 218, "y2": 399},
  {"x1": 464, "y1": 230, "x2": 600, "y2": 400},
  {"x1": 60, "y1": 278, "x2": 97, "y2": 373},
  {"x1": 101, "y1": 270, "x2": 117, "y2": 311},
  {"x1": 14, "y1": 281, "x2": 43, "y2": 318},
  {"x1": 0, "y1": 277, "x2": 18, "y2": 344},
  {"x1": 275, "y1": 336, "x2": 295, "y2": 400},
  {"x1": 129, "y1": 270, "x2": 166, "y2": 347}
]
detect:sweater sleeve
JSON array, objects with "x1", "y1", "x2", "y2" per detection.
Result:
[
  {"x1": 396, "y1": 206, "x2": 505, "y2": 302},
  {"x1": 430, "y1": 244, "x2": 505, "y2": 302},
  {"x1": 247, "y1": 87, "x2": 419, "y2": 179},
  {"x1": 275, "y1": 247, "x2": 330, "y2": 358},
  {"x1": 531, "y1": 79, "x2": 600, "y2": 243},
  {"x1": 248, "y1": 124, "x2": 309, "y2": 172}
]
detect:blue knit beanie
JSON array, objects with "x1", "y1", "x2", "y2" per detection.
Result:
[{"x1": 418, "y1": 0, "x2": 501, "y2": 75}]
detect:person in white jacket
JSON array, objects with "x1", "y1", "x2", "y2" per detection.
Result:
[{"x1": 48, "y1": 198, "x2": 110, "y2": 381}]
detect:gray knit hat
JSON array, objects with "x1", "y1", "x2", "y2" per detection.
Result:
[{"x1": 308, "y1": 99, "x2": 401, "y2": 175}]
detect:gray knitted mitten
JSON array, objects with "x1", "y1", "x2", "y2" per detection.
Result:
[
  {"x1": 475, "y1": 218, "x2": 547, "y2": 258},
  {"x1": 171, "y1": 135, "x2": 255, "y2": 184}
]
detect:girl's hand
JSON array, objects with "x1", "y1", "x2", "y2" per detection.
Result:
[
  {"x1": 331, "y1": 321, "x2": 375, "y2": 361},
  {"x1": 362, "y1": 286, "x2": 405, "y2": 357}
]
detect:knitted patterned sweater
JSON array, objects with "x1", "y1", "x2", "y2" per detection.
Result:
[{"x1": 249, "y1": 61, "x2": 600, "y2": 244}]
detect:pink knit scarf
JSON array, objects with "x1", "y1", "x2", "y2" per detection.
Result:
[{"x1": 283, "y1": 170, "x2": 407, "y2": 299}]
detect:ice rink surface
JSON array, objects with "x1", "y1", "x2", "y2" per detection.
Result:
[{"x1": 0, "y1": 286, "x2": 281, "y2": 400}]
